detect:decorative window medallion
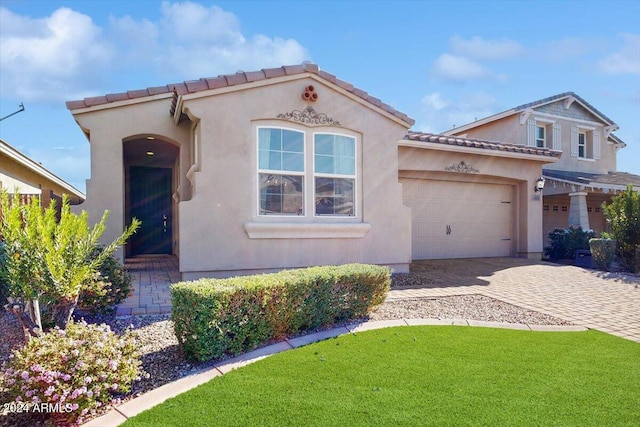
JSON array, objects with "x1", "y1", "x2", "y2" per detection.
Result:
[
  {"x1": 277, "y1": 106, "x2": 340, "y2": 126},
  {"x1": 444, "y1": 161, "x2": 479, "y2": 174}
]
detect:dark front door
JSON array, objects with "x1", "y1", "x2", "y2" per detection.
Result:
[{"x1": 129, "y1": 166, "x2": 172, "y2": 255}]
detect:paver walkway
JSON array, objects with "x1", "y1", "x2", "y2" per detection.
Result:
[
  {"x1": 115, "y1": 256, "x2": 640, "y2": 342},
  {"x1": 116, "y1": 255, "x2": 180, "y2": 316},
  {"x1": 390, "y1": 257, "x2": 640, "y2": 342}
]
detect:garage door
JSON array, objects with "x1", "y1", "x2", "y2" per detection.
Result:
[{"x1": 401, "y1": 179, "x2": 513, "y2": 259}]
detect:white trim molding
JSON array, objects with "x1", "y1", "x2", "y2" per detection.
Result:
[{"x1": 244, "y1": 222, "x2": 371, "y2": 239}]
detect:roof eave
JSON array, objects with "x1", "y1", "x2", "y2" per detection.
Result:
[{"x1": 0, "y1": 140, "x2": 86, "y2": 202}]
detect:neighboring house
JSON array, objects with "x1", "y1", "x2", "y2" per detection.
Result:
[
  {"x1": 443, "y1": 92, "x2": 640, "y2": 241},
  {"x1": 66, "y1": 63, "x2": 560, "y2": 279},
  {"x1": 0, "y1": 138, "x2": 85, "y2": 208}
]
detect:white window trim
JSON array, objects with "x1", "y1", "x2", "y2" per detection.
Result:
[
  {"x1": 244, "y1": 222, "x2": 370, "y2": 239},
  {"x1": 312, "y1": 131, "x2": 358, "y2": 218},
  {"x1": 256, "y1": 126, "x2": 306, "y2": 218},
  {"x1": 248, "y1": 124, "x2": 367, "y2": 240}
]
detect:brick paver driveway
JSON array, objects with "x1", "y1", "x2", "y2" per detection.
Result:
[{"x1": 388, "y1": 257, "x2": 640, "y2": 342}]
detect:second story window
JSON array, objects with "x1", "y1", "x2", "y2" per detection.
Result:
[
  {"x1": 535, "y1": 126, "x2": 546, "y2": 148},
  {"x1": 578, "y1": 131, "x2": 587, "y2": 158}
]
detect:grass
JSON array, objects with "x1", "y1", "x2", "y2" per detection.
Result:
[{"x1": 122, "y1": 327, "x2": 640, "y2": 427}]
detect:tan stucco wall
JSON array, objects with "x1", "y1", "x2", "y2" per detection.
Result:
[
  {"x1": 398, "y1": 146, "x2": 550, "y2": 258},
  {"x1": 451, "y1": 109, "x2": 619, "y2": 177},
  {"x1": 178, "y1": 76, "x2": 411, "y2": 277},
  {"x1": 72, "y1": 97, "x2": 191, "y2": 260},
  {"x1": 458, "y1": 116, "x2": 520, "y2": 143},
  {"x1": 0, "y1": 156, "x2": 42, "y2": 195},
  {"x1": 73, "y1": 75, "x2": 412, "y2": 277}
]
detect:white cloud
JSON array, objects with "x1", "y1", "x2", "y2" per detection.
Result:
[
  {"x1": 432, "y1": 54, "x2": 491, "y2": 81},
  {"x1": 0, "y1": 2, "x2": 309, "y2": 103},
  {"x1": 150, "y1": 1, "x2": 308, "y2": 78},
  {"x1": 598, "y1": 33, "x2": 640, "y2": 75},
  {"x1": 450, "y1": 36, "x2": 524, "y2": 61},
  {"x1": 0, "y1": 7, "x2": 113, "y2": 102},
  {"x1": 417, "y1": 92, "x2": 497, "y2": 133}
]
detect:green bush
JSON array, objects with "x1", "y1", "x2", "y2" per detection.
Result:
[
  {"x1": 589, "y1": 238, "x2": 616, "y2": 271},
  {"x1": 78, "y1": 247, "x2": 132, "y2": 314},
  {"x1": 544, "y1": 226, "x2": 594, "y2": 260},
  {"x1": 602, "y1": 185, "x2": 640, "y2": 272},
  {"x1": 0, "y1": 241, "x2": 8, "y2": 307},
  {"x1": 171, "y1": 264, "x2": 390, "y2": 362},
  {"x1": 0, "y1": 320, "x2": 143, "y2": 426}
]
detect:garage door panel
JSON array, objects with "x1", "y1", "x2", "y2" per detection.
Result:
[{"x1": 401, "y1": 179, "x2": 513, "y2": 259}]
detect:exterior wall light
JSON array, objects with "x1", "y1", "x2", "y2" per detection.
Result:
[{"x1": 535, "y1": 177, "x2": 545, "y2": 192}]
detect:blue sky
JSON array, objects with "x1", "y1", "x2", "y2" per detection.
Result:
[{"x1": 1, "y1": 0, "x2": 639, "y2": 193}]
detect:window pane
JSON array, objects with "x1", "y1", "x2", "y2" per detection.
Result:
[
  {"x1": 315, "y1": 177, "x2": 354, "y2": 216},
  {"x1": 259, "y1": 174, "x2": 303, "y2": 215},
  {"x1": 258, "y1": 149, "x2": 270, "y2": 169},
  {"x1": 314, "y1": 134, "x2": 355, "y2": 176},
  {"x1": 335, "y1": 136, "x2": 355, "y2": 157},
  {"x1": 314, "y1": 134, "x2": 334, "y2": 154},
  {"x1": 536, "y1": 126, "x2": 545, "y2": 139},
  {"x1": 315, "y1": 155, "x2": 334, "y2": 174},
  {"x1": 268, "y1": 151, "x2": 281, "y2": 170},
  {"x1": 336, "y1": 157, "x2": 355, "y2": 175},
  {"x1": 259, "y1": 128, "x2": 304, "y2": 171},
  {"x1": 282, "y1": 152, "x2": 304, "y2": 171},
  {"x1": 282, "y1": 130, "x2": 304, "y2": 152}
]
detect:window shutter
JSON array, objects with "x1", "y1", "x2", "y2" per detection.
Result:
[
  {"x1": 552, "y1": 124, "x2": 562, "y2": 151},
  {"x1": 527, "y1": 119, "x2": 536, "y2": 147},
  {"x1": 593, "y1": 131, "x2": 601, "y2": 159},
  {"x1": 570, "y1": 126, "x2": 579, "y2": 157}
]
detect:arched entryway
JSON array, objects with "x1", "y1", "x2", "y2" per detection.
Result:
[{"x1": 123, "y1": 137, "x2": 179, "y2": 257}]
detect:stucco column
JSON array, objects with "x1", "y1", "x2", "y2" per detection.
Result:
[{"x1": 568, "y1": 192, "x2": 590, "y2": 230}]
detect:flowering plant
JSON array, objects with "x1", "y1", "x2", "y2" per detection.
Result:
[{"x1": 0, "y1": 320, "x2": 144, "y2": 425}]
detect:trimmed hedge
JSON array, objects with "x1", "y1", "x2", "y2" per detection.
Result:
[
  {"x1": 589, "y1": 238, "x2": 616, "y2": 271},
  {"x1": 171, "y1": 264, "x2": 390, "y2": 362}
]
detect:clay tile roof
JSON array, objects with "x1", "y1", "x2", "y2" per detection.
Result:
[
  {"x1": 244, "y1": 70, "x2": 267, "y2": 82},
  {"x1": 225, "y1": 72, "x2": 248, "y2": 86},
  {"x1": 543, "y1": 169, "x2": 640, "y2": 188},
  {"x1": 66, "y1": 63, "x2": 414, "y2": 125},
  {"x1": 185, "y1": 79, "x2": 209, "y2": 93},
  {"x1": 404, "y1": 131, "x2": 561, "y2": 158}
]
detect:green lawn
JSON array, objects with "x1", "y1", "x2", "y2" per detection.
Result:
[{"x1": 123, "y1": 327, "x2": 640, "y2": 427}]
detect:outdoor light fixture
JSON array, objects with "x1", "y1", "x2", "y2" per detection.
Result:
[
  {"x1": 146, "y1": 136, "x2": 155, "y2": 140},
  {"x1": 146, "y1": 151, "x2": 154, "y2": 156},
  {"x1": 534, "y1": 177, "x2": 545, "y2": 192}
]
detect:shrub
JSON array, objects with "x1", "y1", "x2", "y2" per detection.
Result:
[
  {"x1": 171, "y1": 264, "x2": 390, "y2": 362},
  {"x1": 602, "y1": 185, "x2": 640, "y2": 272},
  {"x1": 544, "y1": 226, "x2": 594, "y2": 260},
  {"x1": 0, "y1": 191, "x2": 139, "y2": 329},
  {"x1": 0, "y1": 320, "x2": 143, "y2": 426},
  {"x1": 0, "y1": 241, "x2": 8, "y2": 307},
  {"x1": 589, "y1": 238, "x2": 617, "y2": 271},
  {"x1": 78, "y1": 248, "x2": 132, "y2": 314}
]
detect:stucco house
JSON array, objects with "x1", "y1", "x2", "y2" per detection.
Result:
[
  {"x1": 443, "y1": 92, "x2": 640, "y2": 241},
  {"x1": 66, "y1": 63, "x2": 560, "y2": 279},
  {"x1": 0, "y1": 138, "x2": 85, "y2": 208}
]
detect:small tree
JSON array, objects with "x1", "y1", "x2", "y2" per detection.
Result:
[
  {"x1": 602, "y1": 185, "x2": 640, "y2": 272},
  {"x1": 0, "y1": 191, "x2": 140, "y2": 330}
]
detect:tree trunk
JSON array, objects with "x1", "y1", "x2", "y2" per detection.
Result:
[
  {"x1": 26, "y1": 299, "x2": 43, "y2": 331},
  {"x1": 5, "y1": 298, "x2": 41, "y2": 342},
  {"x1": 52, "y1": 295, "x2": 79, "y2": 329}
]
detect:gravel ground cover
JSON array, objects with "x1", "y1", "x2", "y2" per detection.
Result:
[{"x1": 1, "y1": 273, "x2": 573, "y2": 426}]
